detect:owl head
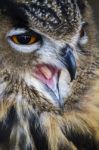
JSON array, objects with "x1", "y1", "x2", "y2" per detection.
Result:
[{"x1": 0, "y1": 0, "x2": 93, "y2": 110}]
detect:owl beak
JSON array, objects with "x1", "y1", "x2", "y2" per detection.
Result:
[
  {"x1": 33, "y1": 64, "x2": 62, "y2": 107},
  {"x1": 61, "y1": 45, "x2": 76, "y2": 81},
  {"x1": 32, "y1": 45, "x2": 76, "y2": 107}
]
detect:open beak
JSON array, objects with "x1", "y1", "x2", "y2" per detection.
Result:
[{"x1": 33, "y1": 45, "x2": 76, "y2": 107}]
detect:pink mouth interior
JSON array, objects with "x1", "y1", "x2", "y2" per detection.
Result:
[{"x1": 33, "y1": 64, "x2": 60, "y2": 89}]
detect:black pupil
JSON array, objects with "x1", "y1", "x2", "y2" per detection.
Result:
[{"x1": 17, "y1": 35, "x2": 32, "y2": 44}]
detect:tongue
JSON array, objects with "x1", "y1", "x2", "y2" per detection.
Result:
[
  {"x1": 33, "y1": 64, "x2": 60, "y2": 98},
  {"x1": 39, "y1": 65, "x2": 54, "y2": 80}
]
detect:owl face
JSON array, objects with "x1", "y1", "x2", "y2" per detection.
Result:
[{"x1": 0, "y1": 0, "x2": 87, "y2": 107}]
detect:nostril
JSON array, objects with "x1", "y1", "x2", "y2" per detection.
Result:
[{"x1": 61, "y1": 44, "x2": 76, "y2": 81}]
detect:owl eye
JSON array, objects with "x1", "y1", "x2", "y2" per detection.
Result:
[
  {"x1": 80, "y1": 28, "x2": 85, "y2": 38},
  {"x1": 10, "y1": 34, "x2": 38, "y2": 45},
  {"x1": 7, "y1": 28, "x2": 42, "y2": 53},
  {"x1": 79, "y1": 22, "x2": 89, "y2": 45}
]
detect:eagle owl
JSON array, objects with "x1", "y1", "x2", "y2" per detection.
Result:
[{"x1": 0, "y1": 0, "x2": 99, "y2": 150}]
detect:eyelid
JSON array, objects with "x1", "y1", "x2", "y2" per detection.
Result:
[{"x1": 6, "y1": 28, "x2": 27, "y2": 37}]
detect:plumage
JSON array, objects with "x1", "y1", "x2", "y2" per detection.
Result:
[{"x1": 0, "y1": 0, "x2": 99, "y2": 150}]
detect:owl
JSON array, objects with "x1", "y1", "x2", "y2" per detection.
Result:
[{"x1": 0, "y1": 0, "x2": 99, "y2": 149}]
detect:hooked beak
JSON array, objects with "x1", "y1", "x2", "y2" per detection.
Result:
[{"x1": 61, "y1": 45, "x2": 76, "y2": 81}]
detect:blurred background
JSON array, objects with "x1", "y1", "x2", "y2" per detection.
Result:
[
  {"x1": 89, "y1": 0, "x2": 99, "y2": 44},
  {"x1": 89, "y1": 0, "x2": 99, "y2": 29}
]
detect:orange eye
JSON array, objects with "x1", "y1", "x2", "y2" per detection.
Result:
[{"x1": 11, "y1": 34, "x2": 38, "y2": 45}]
